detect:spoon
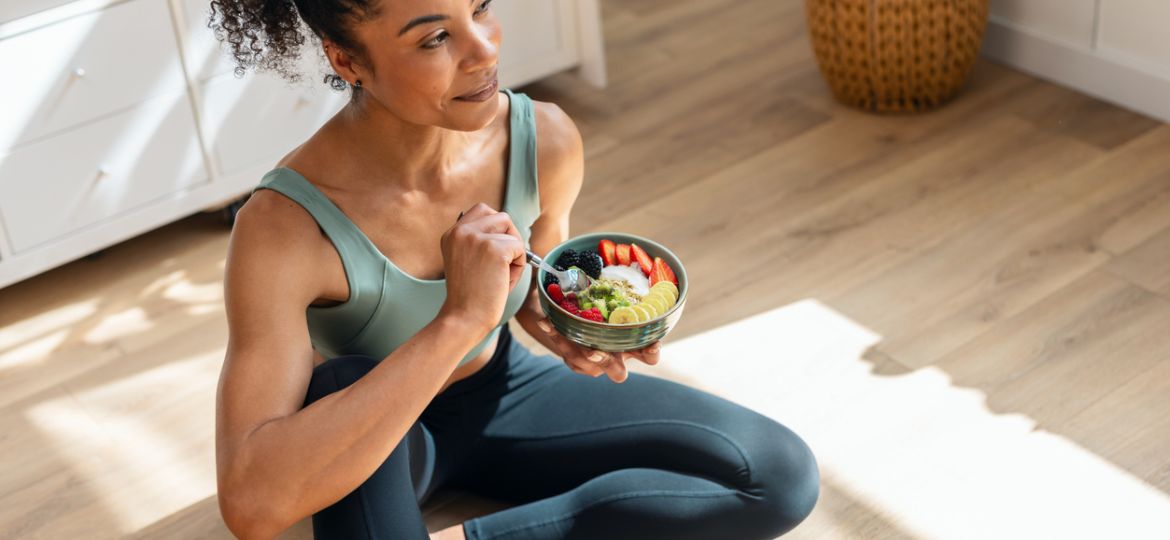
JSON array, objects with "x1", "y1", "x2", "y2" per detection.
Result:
[{"x1": 526, "y1": 250, "x2": 592, "y2": 294}]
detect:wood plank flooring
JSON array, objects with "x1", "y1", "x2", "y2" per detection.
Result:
[{"x1": 2, "y1": 0, "x2": 1168, "y2": 537}]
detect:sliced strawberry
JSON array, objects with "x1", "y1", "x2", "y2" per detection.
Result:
[
  {"x1": 598, "y1": 239, "x2": 618, "y2": 266},
  {"x1": 630, "y1": 243, "x2": 653, "y2": 276},
  {"x1": 649, "y1": 257, "x2": 678, "y2": 286},
  {"x1": 616, "y1": 243, "x2": 632, "y2": 266}
]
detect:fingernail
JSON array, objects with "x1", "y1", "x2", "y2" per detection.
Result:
[
  {"x1": 650, "y1": 344, "x2": 662, "y2": 353},
  {"x1": 588, "y1": 352, "x2": 606, "y2": 363},
  {"x1": 537, "y1": 320, "x2": 552, "y2": 333}
]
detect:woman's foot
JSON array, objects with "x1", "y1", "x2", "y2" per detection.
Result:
[{"x1": 430, "y1": 523, "x2": 466, "y2": 540}]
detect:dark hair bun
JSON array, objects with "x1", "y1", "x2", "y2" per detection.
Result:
[{"x1": 206, "y1": 0, "x2": 380, "y2": 91}]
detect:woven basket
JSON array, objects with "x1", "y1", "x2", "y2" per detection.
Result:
[{"x1": 806, "y1": 0, "x2": 989, "y2": 113}]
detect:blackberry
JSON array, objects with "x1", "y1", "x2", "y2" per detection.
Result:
[
  {"x1": 542, "y1": 263, "x2": 565, "y2": 288},
  {"x1": 576, "y1": 250, "x2": 603, "y2": 279},
  {"x1": 554, "y1": 249, "x2": 604, "y2": 279},
  {"x1": 553, "y1": 249, "x2": 580, "y2": 270}
]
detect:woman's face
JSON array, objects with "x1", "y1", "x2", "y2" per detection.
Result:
[{"x1": 347, "y1": 0, "x2": 502, "y2": 131}]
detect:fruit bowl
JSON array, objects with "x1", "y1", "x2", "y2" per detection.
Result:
[{"x1": 537, "y1": 232, "x2": 687, "y2": 352}]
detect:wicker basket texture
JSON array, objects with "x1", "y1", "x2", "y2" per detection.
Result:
[{"x1": 806, "y1": 0, "x2": 990, "y2": 112}]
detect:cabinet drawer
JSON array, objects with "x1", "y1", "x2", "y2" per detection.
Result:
[
  {"x1": 0, "y1": 91, "x2": 208, "y2": 254},
  {"x1": 989, "y1": 0, "x2": 1097, "y2": 47},
  {"x1": 0, "y1": 0, "x2": 187, "y2": 151},
  {"x1": 0, "y1": 0, "x2": 76, "y2": 25},
  {"x1": 497, "y1": 0, "x2": 579, "y2": 84},
  {"x1": 179, "y1": 0, "x2": 242, "y2": 82},
  {"x1": 1097, "y1": 0, "x2": 1170, "y2": 73},
  {"x1": 199, "y1": 72, "x2": 347, "y2": 175}
]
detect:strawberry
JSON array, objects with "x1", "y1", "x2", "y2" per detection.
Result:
[
  {"x1": 559, "y1": 298, "x2": 580, "y2": 314},
  {"x1": 598, "y1": 239, "x2": 618, "y2": 266},
  {"x1": 547, "y1": 283, "x2": 564, "y2": 303},
  {"x1": 649, "y1": 257, "x2": 678, "y2": 286},
  {"x1": 580, "y1": 308, "x2": 605, "y2": 322},
  {"x1": 631, "y1": 243, "x2": 653, "y2": 276},
  {"x1": 616, "y1": 243, "x2": 632, "y2": 266}
]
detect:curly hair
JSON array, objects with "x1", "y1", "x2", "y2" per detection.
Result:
[{"x1": 206, "y1": 0, "x2": 383, "y2": 92}]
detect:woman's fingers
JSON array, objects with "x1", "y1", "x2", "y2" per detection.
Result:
[
  {"x1": 537, "y1": 318, "x2": 604, "y2": 377},
  {"x1": 482, "y1": 233, "x2": 527, "y2": 289},
  {"x1": 599, "y1": 353, "x2": 628, "y2": 383},
  {"x1": 535, "y1": 317, "x2": 642, "y2": 383},
  {"x1": 457, "y1": 201, "x2": 498, "y2": 222},
  {"x1": 627, "y1": 342, "x2": 662, "y2": 366},
  {"x1": 466, "y1": 210, "x2": 522, "y2": 241}
]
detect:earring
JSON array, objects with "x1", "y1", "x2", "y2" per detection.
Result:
[{"x1": 353, "y1": 79, "x2": 362, "y2": 89}]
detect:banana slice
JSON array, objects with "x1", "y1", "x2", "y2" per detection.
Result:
[
  {"x1": 644, "y1": 290, "x2": 674, "y2": 309},
  {"x1": 638, "y1": 302, "x2": 661, "y2": 319},
  {"x1": 642, "y1": 294, "x2": 670, "y2": 315},
  {"x1": 631, "y1": 305, "x2": 653, "y2": 322},
  {"x1": 651, "y1": 282, "x2": 679, "y2": 303},
  {"x1": 608, "y1": 306, "x2": 638, "y2": 324}
]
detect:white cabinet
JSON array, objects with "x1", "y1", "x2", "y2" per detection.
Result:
[
  {"x1": 989, "y1": 0, "x2": 1097, "y2": 47},
  {"x1": 1097, "y1": 0, "x2": 1170, "y2": 74},
  {"x1": 0, "y1": 91, "x2": 208, "y2": 254},
  {"x1": 983, "y1": 0, "x2": 1170, "y2": 123},
  {"x1": 498, "y1": 0, "x2": 581, "y2": 86},
  {"x1": 197, "y1": 72, "x2": 349, "y2": 176},
  {"x1": 0, "y1": 0, "x2": 607, "y2": 289},
  {"x1": 0, "y1": 0, "x2": 187, "y2": 150}
]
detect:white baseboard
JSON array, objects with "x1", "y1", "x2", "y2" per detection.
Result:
[{"x1": 981, "y1": 16, "x2": 1170, "y2": 124}]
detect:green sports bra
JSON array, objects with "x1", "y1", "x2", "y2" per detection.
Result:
[{"x1": 251, "y1": 89, "x2": 540, "y2": 365}]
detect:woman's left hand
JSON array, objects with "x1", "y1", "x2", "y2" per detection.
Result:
[{"x1": 535, "y1": 317, "x2": 661, "y2": 383}]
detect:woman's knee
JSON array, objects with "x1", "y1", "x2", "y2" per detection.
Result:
[
  {"x1": 742, "y1": 417, "x2": 820, "y2": 536},
  {"x1": 303, "y1": 354, "x2": 380, "y2": 407}
]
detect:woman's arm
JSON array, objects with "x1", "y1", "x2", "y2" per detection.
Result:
[
  {"x1": 217, "y1": 195, "x2": 494, "y2": 538},
  {"x1": 512, "y1": 102, "x2": 584, "y2": 346},
  {"x1": 512, "y1": 102, "x2": 662, "y2": 380}
]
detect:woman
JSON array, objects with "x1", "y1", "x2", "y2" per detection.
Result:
[{"x1": 211, "y1": 0, "x2": 819, "y2": 538}]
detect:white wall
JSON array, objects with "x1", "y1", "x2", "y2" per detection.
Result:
[{"x1": 984, "y1": 0, "x2": 1170, "y2": 123}]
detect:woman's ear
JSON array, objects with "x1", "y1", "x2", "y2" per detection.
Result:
[{"x1": 323, "y1": 40, "x2": 361, "y2": 85}]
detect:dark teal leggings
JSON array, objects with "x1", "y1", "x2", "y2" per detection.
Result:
[{"x1": 302, "y1": 324, "x2": 819, "y2": 539}]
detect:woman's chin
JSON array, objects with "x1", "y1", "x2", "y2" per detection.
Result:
[{"x1": 447, "y1": 97, "x2": 501, "y2": 131}]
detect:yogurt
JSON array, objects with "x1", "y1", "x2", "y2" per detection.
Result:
[{"x1": 599, "y1": 263, "x2": 650, "y2": 296}]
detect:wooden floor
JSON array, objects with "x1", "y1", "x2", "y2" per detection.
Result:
[{"x1": 3, "y1": 0, "x2": 1170, "y2": 537}]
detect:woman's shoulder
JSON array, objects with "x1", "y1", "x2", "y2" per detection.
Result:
[
  {"x1": 225, "y1": 177, "x2": 333, "y2": 304},
  {"x1": 529, "y1": 98, "x2": 584, "y2": 210},
  {"x1": 530, "y1": 99, "x2": 582, "y2": 166}
]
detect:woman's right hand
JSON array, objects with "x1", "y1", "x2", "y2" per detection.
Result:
[{"x1": 438, "y1": 202, "x2": 528, "y2": 332}]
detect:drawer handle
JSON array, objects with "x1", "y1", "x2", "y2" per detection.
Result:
[{"x1": 73, "y1": 67, "x2": 87, "y2": 78}]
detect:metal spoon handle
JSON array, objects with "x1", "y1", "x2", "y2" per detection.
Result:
[{"x1": 525, "y1": 250, "x2": 561, "y2": 278}]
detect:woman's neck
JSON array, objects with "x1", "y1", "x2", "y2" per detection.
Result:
[{"x1": 334, "y1": 97, "x2": 469, "y2": 194}]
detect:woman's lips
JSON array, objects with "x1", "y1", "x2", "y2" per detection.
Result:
[{"x1": 455, "y1": 78, "x2": 499, "y2": 102}]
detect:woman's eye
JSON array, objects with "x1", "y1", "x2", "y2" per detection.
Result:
[
  {"x1": 474, "y1": 0, "x2": 493, "y2": 16},
  {"x1": 422, "y1": 31, "x2": 449, "y2": 49}
]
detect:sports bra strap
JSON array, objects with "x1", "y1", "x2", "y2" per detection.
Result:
[{"x1": 252, "y1": 169, "x2": 385, "y2": 321}]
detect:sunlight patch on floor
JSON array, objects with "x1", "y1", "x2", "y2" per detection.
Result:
[
  {"x1": 655, "y1": 299, "x2": 1170, "y2": 539},
  {"x1": 0, "y1": 329, "x2": 69, "y2": 371},
  {"x1": 162, "y1": 277, "x2": 222, "y2": 304},
  {"x1": 22, "y1": 350, "x2": 222, "y2": 534},
  {"x1": 83, "y1": 307, "x2": 152, "y2": 345},
  {"x1": 0, "y1": 299, "x2": 98, "y2": 352}
]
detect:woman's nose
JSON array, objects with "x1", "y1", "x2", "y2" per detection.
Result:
[{"x1": 461, "y1": 22, "x2": 500, "y2": 73}]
